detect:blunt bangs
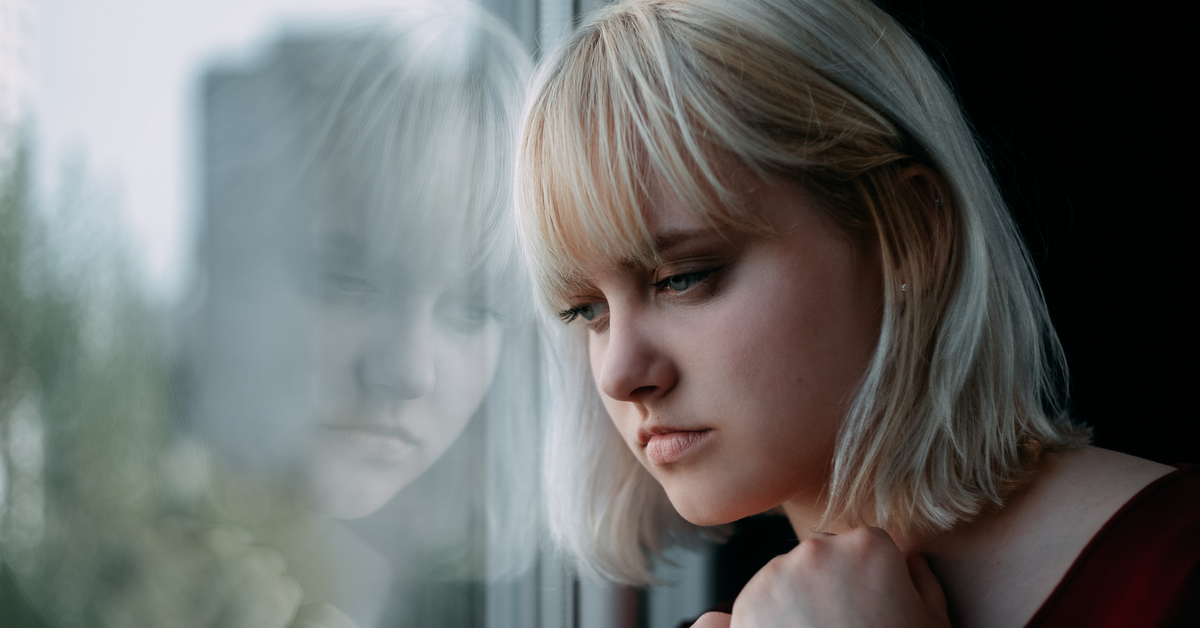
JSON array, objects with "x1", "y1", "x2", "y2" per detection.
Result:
[
  {"x1": 518, "y1": 0, "x2": 916, "y2": 310},
  {"x1": 520, "y1": 10, "x2": 748, "y2": 309}
]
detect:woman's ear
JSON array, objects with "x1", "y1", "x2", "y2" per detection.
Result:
[
  {"x1": 895, "y1": 165, "x2": 954, "y2": 299},
  {"x1": 900, "y1": 165, "x2": 946, "y2": 214}
]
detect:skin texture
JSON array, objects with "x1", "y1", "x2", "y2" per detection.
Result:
[{"x1": 572, "y1": 175, "x2": 884, "y2": 526}]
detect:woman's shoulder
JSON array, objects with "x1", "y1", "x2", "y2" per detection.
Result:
[
  {"x1": 927, "y1": 447, "x2": 1184, "y2": 628},
  {"x1": 1023, "y1": 459, "x2": 1200, "y2": 627}
]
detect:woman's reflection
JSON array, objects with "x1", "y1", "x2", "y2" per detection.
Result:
[{"x1": 185, "y1": 4, "x2": 535, "y2": 626}]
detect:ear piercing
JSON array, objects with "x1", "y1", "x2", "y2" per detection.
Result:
[{"x1": 901, "y1": 283, "x2": 907, "y2": 292}]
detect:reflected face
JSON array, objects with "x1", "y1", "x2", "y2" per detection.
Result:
[
  {"x1": 206, "y1": 221, "x2": 503, "y2": 520},
  {"x1": 296, "y1": 232, "x2": 503, "y2": 519},
  {"x1": 563, "y1": 176, "x2": 883, "y2": 526},
  {"x1": 195, "y1": 24, "x2": 528, "y2": 524}
]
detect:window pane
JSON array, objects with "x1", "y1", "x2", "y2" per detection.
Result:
[{"x1": 2, "y1": 2, "x2": 546, "y2": 627}]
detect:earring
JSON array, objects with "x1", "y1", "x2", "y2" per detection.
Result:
[
  {"x1": 900, "y1": 283, "x2": 907, "y2": 292},
  {"x1": 934, "y1": 197, "x2": 943, "y2": 208}
]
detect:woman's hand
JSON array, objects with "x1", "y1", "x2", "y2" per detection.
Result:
[
  {"x1": 719, "y1": 527, "x2": 950, "y2": 628},
  {"x1": 291, "y1": 603, "x2": 362, "y2": 628},
  {"x1": 692, "y1": 611, "x2": 734, "y2": 627},
  {"x1": 202, "y1": 525, "x2": 305, "y2": 628}
]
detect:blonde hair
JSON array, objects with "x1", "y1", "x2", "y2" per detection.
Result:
[{"x1": 517, "y1": 0, "x2": 1089, "y2": 583}]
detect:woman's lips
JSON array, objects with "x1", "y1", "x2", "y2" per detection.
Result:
[
  {"x1": 319, "y1": 425, "x2": 417, "y2": 462},
  {"x1": 644, "y1": 430, "x2": 712, "y2": 466}
]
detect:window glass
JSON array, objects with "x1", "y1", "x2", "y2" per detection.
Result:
[{"x1": 1, "y1": 1, "x2": 559, "y2": 627}]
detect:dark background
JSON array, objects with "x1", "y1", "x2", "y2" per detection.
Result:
[
  {"x1": 875, "y1": 0, "x2": 1192, "y2": 465},
  {"x1": 715, "y1": 0, "x2": 1193, "y2": 607}
]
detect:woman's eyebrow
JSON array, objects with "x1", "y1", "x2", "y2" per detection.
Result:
[
  {"x1": 608, "y1": 229, "x2": 726, "y2": 272},
  {"x1": 309, "y1": 231, "x2": 366, "y2": 263},
  {"x1": 653, "y1": 228, "x2": 728, "y2": 256}
]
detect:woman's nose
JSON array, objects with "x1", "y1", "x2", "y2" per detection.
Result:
[
  {"x1": 594, "y1": 311, "x2": 677, "y2": 404},
  {"x1": 359, "y1": 310, "x2": 437, "y2": 400}
]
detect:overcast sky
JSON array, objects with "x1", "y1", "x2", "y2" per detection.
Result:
[{"x1": 35, "y1": 0, "x2": 454, "y2": 299}]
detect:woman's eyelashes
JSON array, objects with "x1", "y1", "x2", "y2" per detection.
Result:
[
  {"x1": 559, "y1": 302, "x2": 608, "y2": 324},
  {"x1": 436, "y1": 292, "x2": 503, "y2": 333},
  {"x1": 558, "y1": 268, "x2": 720, "y2": 328},
  {"x1": 312, "y1": 268, "x2": 381, "y2": 304},
  {"x1": 654, "y1": 269, "x2": 713, "y2": 294}
]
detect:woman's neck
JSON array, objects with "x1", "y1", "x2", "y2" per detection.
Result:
[{"x1": 778, "y1": 447, "x2": 1171, "y2": 628}]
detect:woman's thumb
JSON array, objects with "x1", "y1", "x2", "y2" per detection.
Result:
[{"x1": 690, "y1": 611, "x2": 733, "y2": 628}]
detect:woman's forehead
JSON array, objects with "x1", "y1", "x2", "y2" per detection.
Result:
[
  {"x1": 306, "y1": 217, "x2": 479, "y2": 269},
  {"x1": 305, "y1": 227, "x2": 501, "y2": 296},
  {"x1": 302, "y1": 149, "x2": 497, "y2": 251}
]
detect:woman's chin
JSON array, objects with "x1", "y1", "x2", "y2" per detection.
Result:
[
  {"x1": 667, "y1": 490, "x2": 768, "y2": 527},
  {"x1": 308, "y1": 459, "x2": 416, "y2": 520}
]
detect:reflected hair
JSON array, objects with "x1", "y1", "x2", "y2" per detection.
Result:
[
  {"x1": 517, "y1": 0, "x2": 1089, "y2": 583},
  {"x1": 199, "y1": 1, "x2": 539, "y2": 580}
]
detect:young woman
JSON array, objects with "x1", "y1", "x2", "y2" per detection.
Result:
[{"x1": 516, "y1": 0, "x2": 1198, "y2": 626}]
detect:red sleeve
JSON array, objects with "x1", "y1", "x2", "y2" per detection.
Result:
[{"x1": 1025, "y1": 464, "x2": 1200, "y2": 628}]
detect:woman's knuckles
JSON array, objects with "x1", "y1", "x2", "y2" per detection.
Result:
[{"x1": 728, "y1": 527, "x2": 946, "y2": 627}]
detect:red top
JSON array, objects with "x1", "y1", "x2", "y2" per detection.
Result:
[
  {"x1": 680, "y1": 465, "x2": 1200, "y2": 628},
  {"x1": 1024, "y1": 464, "x2": 1200, "y2": 628}
]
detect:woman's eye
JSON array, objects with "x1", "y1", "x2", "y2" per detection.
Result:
[
  {"x1": 657, "y1": 271, "x2": 710, "y2": 293},
  {"x1": 326, "y1": 273, "x2": 376, "y2": 295},
  {"x1": 311, "y1": 269, "x2": 379, "y2": 303},
  {"x1": 559, "y1": 302, "x2": 608, "y2": 324},
  {"x1": 578, "y1": 302, "x2": 608, "y2": 321},
  {"x1": 437, "y1": 295, "x2": 500, "y2": 333}
]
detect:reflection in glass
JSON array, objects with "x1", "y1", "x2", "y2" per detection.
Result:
[
  {"x1": 185, "y1": 4, "x2": 539, "y2": 627},
  {"x1": 1, "y1": 3, "x2": 541, "y2": 627}
]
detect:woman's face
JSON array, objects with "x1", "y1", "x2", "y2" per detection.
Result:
[
  {"x1": 296, "y1": 229, "x2": 504, "y2": 519},
  {"x1": 566, "y1": 176, "x2": 884, "y2": 526},
  {"x1": 202, "y1": 212, "x2": 503, "y2": 521}
]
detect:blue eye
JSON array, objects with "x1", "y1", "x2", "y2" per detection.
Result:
[
  {"x1": 558, "y1": 302, "x2": 608, "y2": 324},
  {"x1": 578, "y1": 302, "x2": 608, "y2": 321},
  {"x1": 658, "y1": 271, "x2": 709, "y2": 292}
]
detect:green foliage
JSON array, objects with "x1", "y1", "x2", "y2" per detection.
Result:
[{"x1": 0, "y1": 141, "x2": 332, "y2": 628}]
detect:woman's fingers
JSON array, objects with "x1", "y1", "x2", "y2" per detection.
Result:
[
  {"x1": 201, "y1": 526, "x2": 304, "y2": 628},
  {"x1": 691, "y1": 611, "x2": 733, "y2": 628},
  {"x1": 731, "y1": 527, "x2": 950, "y2": 628},
  {"x1": 906, "y1": 553, "x2": 950, "y2": 623},
  {"x1": 291, "y1": 603, "x2": 362, "y2": 628}
]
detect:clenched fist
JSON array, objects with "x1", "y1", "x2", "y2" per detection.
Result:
[{"x1": 696, "y1": 528, "x2": 950, "y2": 628}]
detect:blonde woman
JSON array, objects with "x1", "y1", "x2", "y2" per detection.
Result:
[{"x1": 516, "y1": 0, "x2": 1198, "y2": 626}]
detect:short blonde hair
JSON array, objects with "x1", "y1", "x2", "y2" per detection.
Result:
[{"x1": 517, "y1": 0, "x2": 1089, "y2": 583}]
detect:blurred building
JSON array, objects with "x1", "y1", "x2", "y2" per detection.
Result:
[{"x1": 0, "y1": 0, "x2": 36, "y2": 162}]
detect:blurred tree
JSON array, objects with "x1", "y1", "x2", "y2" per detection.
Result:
[
  {"x1": 1, "y1": 138, "x2": 54, "y2": 627},
  {"x1": 0, "y1": 138, "x2": 331, "y2": 628}
]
